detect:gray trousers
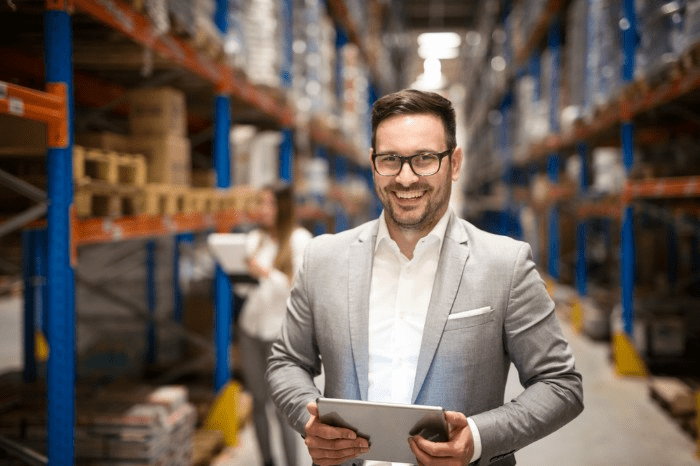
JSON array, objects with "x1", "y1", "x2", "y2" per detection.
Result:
[{"x1": 239, "y1": 329, "x2": 299, "y2": 466}]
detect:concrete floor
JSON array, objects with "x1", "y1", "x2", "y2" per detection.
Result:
[
  {"x1": 1, "y1": 297, "x2": 698, "y2": 465},
  {"x1": 215, "y1": 325, "x2": 700, "y2": 466}
]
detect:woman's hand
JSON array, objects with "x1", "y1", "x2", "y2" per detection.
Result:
[
  {"x1": 246, "y1": 257, "x2": 270, "y2": 279},
  {"x1": 408, "y1": 410, "x2": 475, "y2": 466},
  {"x1": 304, "y1": 402, "x2": 370, "y2": 466}
]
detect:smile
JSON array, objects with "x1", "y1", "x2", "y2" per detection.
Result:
[{"x1": 394, "y1": 190, "x2": 425, "y2": 199}]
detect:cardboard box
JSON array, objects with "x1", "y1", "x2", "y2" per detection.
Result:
[
  {"x1": 128, "y1": 87, "x2": 187, "y2": 137},
  {"x1": 126, "y1": 135, "x2": 191, "y2": 185},
  {"x1": 75, "y1": 132, "x2": 131, "y2": 152}
]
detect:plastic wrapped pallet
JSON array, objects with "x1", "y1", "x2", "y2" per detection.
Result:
[
  {"x1": 0, "y1": 385, "x2": 196, "y2": 466},
  {"x1": 146, "y1": 0, "x2": 170, "y2": 36},
  {"x1": 685, "y1": 0, "x2": 700, "y2": 49},
  {"x1": 223, "y1": 0, "x2": 247, "y2": 70},
  {"x1": 339, "y1": 44, "x2": 371, "y2": 165},
  {"x1": 243, "y1": 0, "x2": 281, "y2": 88},
  {"x1": 635, "y1": 0, "x2": 684, "y2": 81},
  {"x1": 565, "y1": 0, "x2": 589, "y2": 121},
  {"x1": 584, "y1": 0, "x2": 622, "y2": 118}
]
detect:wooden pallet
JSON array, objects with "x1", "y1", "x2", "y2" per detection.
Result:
[
  {"x1": 74, "y1": 182, "x2": 144, "y2": 218},
  {"x1": 649, "y1": 376, "x2": 696, "y2": 417},
  {"x1": 74, "y1": 146, "x2": 147, "y2": 188},
  {"x1": 187, "y1": 188, "x2": 218, "y2": 214},
  {"x1": 648, "y1": 376, "x2": 700, "y2": 443},
  {"x1": 141, "y1": 184, "x2": 190, "y2": 216},
  {"x1": 191, "y1": 429, "x2": 226, "y2": 466}
]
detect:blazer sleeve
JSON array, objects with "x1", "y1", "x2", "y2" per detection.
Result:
[
  {"x1": 266, "y1": 239, "x2": 323, "y2": 434},
  {"x1": 470, "y1": 243, "x2": 584, "y2": 465}
]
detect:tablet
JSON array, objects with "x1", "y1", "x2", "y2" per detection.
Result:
[
  {"x1": 207, "y1": 233, "x2": 249, "y2": 274},
  {"x1": 316, "y1": 398, "x2": 449, "y2": 464}
]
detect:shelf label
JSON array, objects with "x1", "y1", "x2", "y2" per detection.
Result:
[{"x1": 8, "y1": 97, "x2": 24, "y2": 116}]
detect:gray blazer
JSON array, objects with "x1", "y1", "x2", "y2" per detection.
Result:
[{"x1": 266, "y1": 212, "x2": 583, "y2": 465}]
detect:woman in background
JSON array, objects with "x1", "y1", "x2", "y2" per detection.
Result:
[{"x1": 236, "y1": 182, "x2": 312, "y2": 466}]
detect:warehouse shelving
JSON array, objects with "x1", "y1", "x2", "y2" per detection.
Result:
[
  {"x1": 0, "y1": 1, "x2": 385, "y2": 464},
  {"x1": 464, "y1": 0, "x2": 700, "y2": 391}
]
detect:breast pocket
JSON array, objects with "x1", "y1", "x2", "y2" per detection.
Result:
[{"x1": 444, "y1": 306, "x2": 495, "y2": 331}]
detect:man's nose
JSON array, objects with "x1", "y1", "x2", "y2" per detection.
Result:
[{"x1": 395, "y1": 160, "x2": 419, "y2": 185}]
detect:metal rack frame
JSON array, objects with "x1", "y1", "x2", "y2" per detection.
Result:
[
  {"x1": 1, "y1": 1, "x2": 383, "y2": 464},
  {"x1": 468, "y1": 0, "x2": 700, "y2": 382}
]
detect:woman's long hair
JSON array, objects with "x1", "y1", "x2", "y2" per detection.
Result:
[{"x1": 265, "y1": 182, "x2": 296, "y2": 279}]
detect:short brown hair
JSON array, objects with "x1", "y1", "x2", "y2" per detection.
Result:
[{"x1": 371, "y1": 89, "x2": 456, "y2": 151}]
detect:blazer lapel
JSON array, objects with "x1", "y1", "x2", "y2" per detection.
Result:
[
  {"x1": 412, "y1": 214, "x2": 470, "y2": 402},
  {"x1": 348, "y1": 221, "x2": 378, "y2": 400}
]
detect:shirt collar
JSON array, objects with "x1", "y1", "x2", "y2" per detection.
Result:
[{"x1": 375, "y1": 207, "x2": 452, "y2": 255}]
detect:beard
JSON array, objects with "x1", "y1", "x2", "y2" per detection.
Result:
[{"x1": 380, "y1": 180, "x2": 452, "y2": 232}]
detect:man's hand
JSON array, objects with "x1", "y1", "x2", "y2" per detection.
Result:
[
  {"x1": 408, "y1": 410, "x2": 475, "y2": 466},
  {"x1": 304, "y1": 402, "x2": 370, "y2": 466}
]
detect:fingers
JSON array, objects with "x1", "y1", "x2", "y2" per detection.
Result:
[
  {"x1": 444, "y1": 410, "x2": 468, "y2": 429},
  {"x1": 305, "y1": 402, "x2": 370, "y2": 465},
  {"x1": 408, "y1": 411, "x2": 474, "y2": 466},
  {"x1": 307, "y1": 401, "x2": 319, "y2": 417}
]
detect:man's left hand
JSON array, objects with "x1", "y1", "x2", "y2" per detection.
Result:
[{"x1": 408, "y1": 410, "x2": 474, "y2": 466}]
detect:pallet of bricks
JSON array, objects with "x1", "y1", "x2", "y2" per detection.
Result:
[{"x1": 0, "y1": 382, "x2": 197, "y2": 465}]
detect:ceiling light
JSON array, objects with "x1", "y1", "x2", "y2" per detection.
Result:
[{"x1": 417, "y1": 32, "x2": 461, "y2": 60}]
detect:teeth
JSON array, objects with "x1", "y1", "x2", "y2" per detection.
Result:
[{"x1": 395, "y1": 191, "x2": 423, "y2": 199}]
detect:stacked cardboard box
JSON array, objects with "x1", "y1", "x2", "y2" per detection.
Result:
[{"x1": 77, "y1": 87, "x2": 192, "y2": 186}]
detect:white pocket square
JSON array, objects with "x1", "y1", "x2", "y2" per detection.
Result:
[{"x1": 448, "y1": 306, "x2": 493, "y2": 320}]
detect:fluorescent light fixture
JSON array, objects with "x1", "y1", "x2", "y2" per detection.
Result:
[
  {"x1": 412, "y1": 57, "x2": 446, "y2": 90},
  {"x1": 417, "y1": 32, "x2": 461, "y2": 60}
]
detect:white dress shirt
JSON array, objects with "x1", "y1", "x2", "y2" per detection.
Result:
[{"x1": 367, "y1": 208, "x2": 481, "y2": 465}]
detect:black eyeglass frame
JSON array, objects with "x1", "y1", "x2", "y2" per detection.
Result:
[{"x1": 371, "y1": 148, "x2": 454, "y2": 177}]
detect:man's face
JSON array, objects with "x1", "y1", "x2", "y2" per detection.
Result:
[{"x1": 371, "y1": 113, "x2": 462, "y2": 234}]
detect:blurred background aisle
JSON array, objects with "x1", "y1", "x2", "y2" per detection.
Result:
[{"x1": 1, "y1": 0, "x2": 700, "y2": 464}]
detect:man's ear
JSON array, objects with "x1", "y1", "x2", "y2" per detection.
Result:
[{"x1": 451, "y1": 147, "x2": 463, "y2": 181}]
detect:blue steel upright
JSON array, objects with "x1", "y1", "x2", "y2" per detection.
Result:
[
  {"x1": 575, "y1": 143, "x2": 589, "y2": 297},
  {"x1": 547, "y1": 20, "x2": 562, "y2": 281},
  {"x1": 620, "y1": 0, "x2": 637, "y2": 336},
  {"x1": 45, "y1": 5, "x2": 75, "y2": 465},
  {"x1": 279, "y1": 0, "x2": 294, "y2": 182},
  {"x1": 146, "y1": 241, "x2": 157, "y2": 365},
  {"x1": 213, "y1": 0, "x2": 233, "y2": 392},
  {"x1": 547, "y1": 154, "x2": 560, "y2": 280},
  {"x1": 22, "y1": 229, "x2": 37, "y2": 383}
]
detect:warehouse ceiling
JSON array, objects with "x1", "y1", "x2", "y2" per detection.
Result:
[
  {"x1": 401, "y1": 0, "x2": 479, "y2": 30},
  {"x1": 396, "y1": 0, "x2": 482, "y2": 91}
]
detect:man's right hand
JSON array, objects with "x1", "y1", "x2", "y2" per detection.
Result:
[{"x1": 304, "y1": 402, "x2": 370, "y2": 466}]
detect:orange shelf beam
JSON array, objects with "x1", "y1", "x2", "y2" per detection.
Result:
[
  {"x1": 527, "y1": 62, "x2": 700, "y2": 160},
  {"x1": 73, "y1": 209, "x2": 248, "y2": 246},
  {"x1": 72, "y1": 0, "x2": 295, "y2": 127},
  {"x1": 576, "y1": 200, "x2": 622, "y2": 219},
  {"x1": 0, "y1": 80, "x2": 68, "y2": 147},
  {"x1": 624, "y1": 176, "x2": 700, "y2": 202}
]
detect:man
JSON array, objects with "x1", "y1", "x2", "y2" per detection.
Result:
[{"x1": 266, "y1": 89, "x2": 583, "y2": 466}]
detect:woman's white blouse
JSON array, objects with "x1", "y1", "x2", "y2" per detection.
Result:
[{"x1": 236, "y1": 227, "x2": 313, "y2": 341}]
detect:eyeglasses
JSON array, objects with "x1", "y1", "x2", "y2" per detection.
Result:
[{"x1": 372, "y1": 149, "x2": 453, "y2": 177}]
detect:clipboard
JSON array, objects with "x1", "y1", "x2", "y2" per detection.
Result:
[
  {"x1": 207, "y1": 233, "x2": 258, "y2": 284},
  {"x1": 316, "y1": 397, "x2": 449, "y2": 464}
]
